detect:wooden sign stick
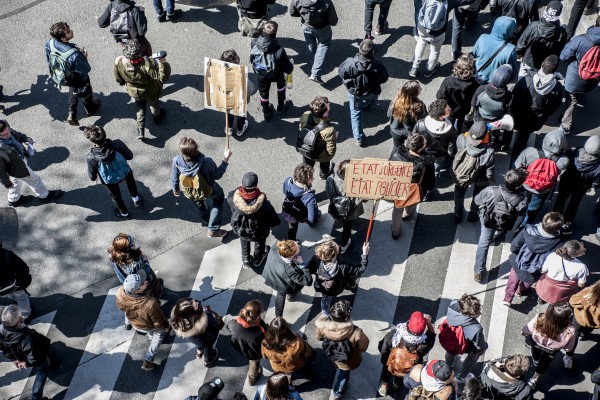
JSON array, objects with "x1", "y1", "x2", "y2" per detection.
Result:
[
  {"x1": 365, "y1": 199, "x2": 379, "y2": 243},
  {"x1": 225, "y1": 110, "x2": 230, "y2": 150}
]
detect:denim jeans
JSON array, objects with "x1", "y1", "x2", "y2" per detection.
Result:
[
  {"x1": 445, "y1": 349, "x2": 480, "y2": 378},
  {"x1": 451, "y1": 8, "x2": 478, "y2": 59},
  {"x1": 454, "y1": 183, "x2": 485, "y2": 218},
  {"x1": 412, "y1": 31, "x2": 445, "y2": 71},
  {"x1": 333, "y1": 368, "x2": 351, "y2": 396},
  {"x1": 433, "y1": 155, "x2": 446, "y2": 179},
  {"x1": 3, "y1": 290, "x2": 31, "y2": 319},
  {"x1": 153, "y1": 0, "x2": 175, "y2": 15},
  {"x1": 31, "y1": 357, "x2": 51, "y2": 400},
  {"x1": 193, "y1": 182, "x2": 224, "y2": 231},
  {"x1": 302, "y1": 24, "x2": 332, "y2": 78},
  {"x1": 364, "y1": 0, "x2": 393, "y2": 34},
  {"x1": 321, "y1": 295, "x2": 332, "y2": 316},
  {"x1": 347, "y1": 91, "x2": 376, "y2": 142},
  {"x1": 518, "y1": 191, "x2": 549, "y2": 229},
  {"x1": 474, "y1": 217, "x2": 496, "y2": 273},
  {"x1": 135, "y1": 327, "x2": 167, "y2": 362}
]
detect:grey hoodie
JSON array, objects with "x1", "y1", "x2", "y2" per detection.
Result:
[{"x1": 446, "y1": 300, "x2": 487, "y2": 351}]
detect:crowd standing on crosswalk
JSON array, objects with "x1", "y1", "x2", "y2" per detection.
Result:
[{"x1": 0, "y1": 0, "x2": 599, "y2": 398}]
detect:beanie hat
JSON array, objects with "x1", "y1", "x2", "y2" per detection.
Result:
[
  {"x1": 427, "y1": 360, "x2": 453, "y2": 381},
  {"x1": 543, "y1": 1, "x2": 563, "y2": 22},
  {"x1": 490, "y1": 64, "x2": 513, "y2": 88},
  {"x1": 584, "y1": 135, "x2": 600, "y2": 156},
  {"x1": 197, "y1": 377, "x2": 224, "y2": 399},
  {"x1": 407, "y1": 311, "x2": 427, "y2": 335},
  {"x1": 123, "y1": 270, "x2": 146, "y2": 294},
  {"x1": 466, "y1": 121, "x2": 489, "y2": 146},
  {"x1": 123, "y1": 39, "x2": 143, "y2": 60},
  {"x1": 242, "y1": 172, "x2": 258, "y2": 189}
]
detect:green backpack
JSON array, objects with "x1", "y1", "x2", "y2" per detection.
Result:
[
  {"x1": 452, "y1": 147, "x2": 480, "y2": 185},
  {"x1": 48, "y1": 39, "x2": 77, "y2": 87},
  {"x1": 180, "y1": 174, "x2": 213, "y2": 202}
]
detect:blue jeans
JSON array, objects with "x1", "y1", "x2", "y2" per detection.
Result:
[
  {"x1": 31, "y1": 357, "x2": 51, "y2": 400},
  {"x1": 413, "y1": 0, "x2": 422, "y2": 27},
  {"x1": 347, "y1": 91, "x2": 376, "y2": 142},
  {"x1": 193, "y1": 182, "x2": 224, "y2": 231},
  {"x1": 321, "y1": 295, "x2": 332, "y2": 317},
  {"x1": 474, "y1": 217, "x2": 496, "y2": 274},
  {"x1": 364, "y1": 0, "x2": 393, "y2": 34},
  {"x1": 333, "y1": 368, "x2": 351, "y2": 396},
  {"x1": 451, "y1": 8, "x2": 478, "y2": 59},
  {"x1": 135, "y1": 327, "x2": 167, "y2": 362},
  {"x1": 302, "y1": 24, "x2": 332, "y2": 78},
  {"x1": 518, "y1": 191, "x2": 549, "y2": 229},
  {"x1": 153, "y1": 0, "x2": 175, "y2": 15}
]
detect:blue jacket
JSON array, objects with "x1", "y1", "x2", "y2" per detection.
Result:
[
  {"x1": 561, "y1": 26, "x2": 600, "y2": 94},
  {"x1": 44, "y1": 39, "x2": 91, "y2": 85},
  {"x1": 171, "y1": 154, "x2": 228, "y2": 192},
  {"x1": 282, "y1": 177, "x2": 318, "y2": 225},
  {"x1": 473, "y1": 17, "x2": 517, "y2": 83}
]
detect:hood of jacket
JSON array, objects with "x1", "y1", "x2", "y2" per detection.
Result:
[
  {"x1": 173, "y1": 312, "x2": 209, "y2": 339},
  {"x1": 255, "y1": 33, "x2": 281, "y2": 53},
  {"x1": 0, "y1": 324, "x2": 25, "y2": 346},
  {"x1": 175, "y1": 154, "x2": 204, "y2": 178},
  {"x1": 485, "y1": 83, "x2": 508, "y2": 100},
  {"x1": 315, "y1": 318, "x2": 355, "y2": 341},
  {"x1": 232, "y1": 190, "x2": 266, "y2": 215},
  {"x1": 587, "y1": 26, "x2": 600, "y2": 44},
  {"x1": 465, "y1": 140, "x2": 488, "y2": 157},
  {"x1": 537, "y1": 19, "x2": 561, "y2": 39},
  {"x1": 113, "y1": 0, "x2": 136, "y2": 12},
  {"x1": 424, "y1": 116, "x2": 452, "y2": 135},
  {"x1": 481, "y1": 364, "x2": 529, "y2": 396},
  {"x1": 492, "y1": 16, "x2": 516, "y2": 41},
  {"x1": 355, "y1": 54, "x2": 374, "y2": 71},
  {"x1": 446, "y1": 301, "x2": 475, "y2": 327},
  {"x1": 283, "y1": 177, "x2": 309, "y2": 198},
  {"x1": 89, "y1": 139, "x2": 118, "y2": 162},
  {"x1": 574, "y1": 148, "x2": 600, "y2": 173},
  {"x1": 116, "y1": 288, "x2": 149, "y2": 311},
  {"x1": 523, "y1": 224, "x2": 561, "y2": 253},
  {"x1": 542, "y1": 128, "x2": 567, "y2": 157}
]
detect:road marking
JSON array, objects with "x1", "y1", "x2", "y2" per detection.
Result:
[{"x1": 484, "y1": 243, "x2": 512, "y2": 360}]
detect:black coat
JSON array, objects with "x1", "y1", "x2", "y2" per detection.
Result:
[
  {"x1": 307, "y1": 254, "x2": 368, "y2": 296},
  {"x1": 338, "y1": 54, "x2": 389, "y2": 96},
  {"x1": 0, "y1": 324, "x2": 51, "y2": 367},
  {"x1": 378, "y1": 329, "x2": 436, "y2": 364},
  {"x1": 86, "y1": 139, "x2": 133, "y2": 183},
  {"x1": 516, "y1": 20, "x2": 567, "y2": 69},
  {"x1": 262, "y1": 246, "x2": 312, "y2": 294},
  {"x1": 0, "y1": 249, "x2": 31, "y2": 295},
  {"x1": 251, "y1": 33, "x2": 294, "y2": 81},
  {"x1": 0, "y1": 130, "x2": 31, "y2": 188},
  {"x1": 436, "y1": 74, "x2": 479, "y2": 119},
  {"x1": 389, "y1": 144, "x2": 436, "y2": 193},
  {"x1": 237, "y1": 0, "x2": 276, "y2": 19},
  {"x1": 98, "y1": 0, "x2": 148, "y2": 41},
  {"x1": 227, "y1": 318, "x2": 268, "y2": 361},
  {"x1": 387, "y1": 101, "x2": 427, "y2": 142},
  {"x1": 509, "y1": 72, "x2": 563, "y2": 133},
  {"x1": 227, "y1": 189, "x2": 280, "y2": 240}
]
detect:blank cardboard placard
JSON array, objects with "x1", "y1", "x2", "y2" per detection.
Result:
[
  {"x1": 204, "y1": 57, "x2": 248, "y2": 117},
  {"x1": 343, "y1": 158, "x2": 414, "y2": 200}
]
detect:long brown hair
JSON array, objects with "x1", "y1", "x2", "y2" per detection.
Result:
[
  {"x1": 391, "y1": 80, "x2": 425, "y2": 122},
  {"x1": 584, "y1": 280, "x2": 600, "y2": 306},
  {"x1": 108, "y1": 233, "x2": 142, "y2": 265},
  {"x1": 262, "y1": 317, "x2": 297, "y2": 352},
  {"x1": 535, "y1": 303, "x2": 572, "y2": 341},
  {"x1": 171, "y1": 298, "x2": 203, "y2": 332}
]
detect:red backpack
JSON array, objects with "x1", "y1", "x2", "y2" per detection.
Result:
[
  {"x1": 524, "y1": 151, "x2": 558, "y2": 192},
  {"x1": 438, "y1": 318, "x2": 469, "y2": 355},
  {"x1": 579, "y1": 35, "x2": 600, "y2": 81}
]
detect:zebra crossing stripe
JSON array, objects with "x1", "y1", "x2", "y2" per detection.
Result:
[{"x1": 484, "y1": 243, "x2": 512, "y2": 360}]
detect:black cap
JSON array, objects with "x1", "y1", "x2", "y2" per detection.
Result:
[
  {"x1": 197, "y1": 377, "x2": 225, "y2": 400},
  {"x1": 242, "y1": 172, "x2": 258, "y2": 189},
  {"x1": 466, "y1": 121, "x2": 489, "y2": 146}
]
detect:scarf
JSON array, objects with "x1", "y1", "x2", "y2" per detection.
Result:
[
  {"x1": 240, "y1": 187, "x2": 261, "y2": 200},
  {"x1": 321, "y1": 260, "x2": 339, "y2": 277},
  {"x1": 391, "y1": 322, "x2": 428, "y2": 348},
  {"x1": 129, "y1": 57, "x2": 144, "y2": 65},
  {"x1": 533, "y1": 70, "x2": 563, "y2": 95},
  {"x1": 0, "y1": 134, "x2": 25, "y2": 159},
  {"x1": 236, "y1": 316, "x2": 266, "y2": 334},
  {"x1": 421, "y1": 362, "x2": 447, "y2": 392}
]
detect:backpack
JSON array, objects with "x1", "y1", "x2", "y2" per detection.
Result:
[
  {"x1": 322, "y1": 332, "x2": 354, "y2": 363},
  {"x1": 232, "y1": 214, "x2": 259, "y2": 238},
  {"x1": 281, "y1": 178, "x2": 310, "y2": 223},
  {"x1": 47, "y1": 39, "x2": 77, "y2": 86},
  {"x1": 438, "y1": 318, "x2": 470, "y2": 355},
  {"x1": 418, "y1": 0, "x2": 448, "y2": 32},
  {"x1": 579, "y1": 35, "x2": 600, "y2": 81},
  {"x1": 332, "y1": 196, "x2": 351, "y2": 218},
  {"x1": 296, "y1": 114, "x2": 328, "y2": 159},
  {"x1": 301, "y1": 0, "x2": 330, "y2": 28},
  {"x1": 180, "y1": 173, "x2": 213, "y2": 202},
  {"x1": 483, "y1": 187, "x2": 518, "y2": 231},
  {"x1": 524, "y1": 150, "x2": 558, "y2": 192},
  {"x1": 387, "y1": 346, "x2": 419, "y2": 377},
  {"x1": 97, "y1": 152, "x2": 130, "y2": 185},
  {"x1": 109, "y1": 7, "x2": 134, "y2": 42},
  {"x1": 452, "y1": 147, "x2": 481, "y2": 185},
  {"x1": 250, "y1": 45, "x2": 276, "y2": 80},
  {"x1": 407, "y1": 385, "x2": 439, "y2": 400}
]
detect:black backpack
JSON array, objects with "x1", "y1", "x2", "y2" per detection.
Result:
[
  {"x1": 483, "y1": 187, "x2": 518, "y2": 231},
  {"x1": 296, "y1": 114, "x2": 328, "y2": 159},
  {"x1": 232, "y1": 214, "x2": 259, "y2": 238},
  {"x1": 300, "y1": 0, "x2": 330, "y2": 28},
  {"x1": 322, "y1": 332, "x2": 354, "y2": 363}
]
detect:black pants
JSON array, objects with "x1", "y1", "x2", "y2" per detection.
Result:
[
  {"x1": 227, "y1": 113, "x2": 247, "y2": 131},
  {"x1": 553, "y1": 179, "x2": 589, "y2": 223},
  {"x1": 240, "y1": 236, "x2": 266, "y2": 260},
  {"x1": 257, "y1": 78, "x2": 286, "y2": 111},
  {"x1": 567, "y1": 0, "x2": 597, "y2": 38},
  {"x1": 288, "y1": 221, "x2": 299, "y2": 241},
  {"x1": 531, "y1": 344, "x2": 557, "y2": 375},
  {"x1": 104, "y1": 170, "x2": 139, "y2": 215},
  {"x1": 341, "y1": 219, "x2": 353, "y2": 247},
  {"x1": 68, "y1": 79, "x2": 95, "y2": 116},
  {"x1": 303, "y1": 157, "x2": 330, "y2": 177},
  {"x1": 364, "y1": 0, "x2": 393, "y2": 34},
  {"x1": 275, "y1": 291, "x2": 286, "y2": 317},
  {"x1": 454, "y1": 183, "x2": 485, "y2": 217}
]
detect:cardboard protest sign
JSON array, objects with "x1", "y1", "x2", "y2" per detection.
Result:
[
  {"x1": 343, "y1": 158, "x2": 414, "y2": 200},
  {"x1": 204, "y1": 57, "x2": 248, "y2": 117}
]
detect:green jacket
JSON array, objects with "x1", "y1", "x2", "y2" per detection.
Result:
[
  {"x1": 299, "y1": 111, "x2": 337, "y2": 163},
  {"x1": 114, "y1": 56, "x2": 171, "y2": 100}
]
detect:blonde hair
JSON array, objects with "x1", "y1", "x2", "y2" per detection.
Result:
[
  {"x1": 315, "y1": 240, "x2": 338, "y2": 262},
  {"x1": 239, "y1": 300, "x2": 263, "y2": 324},
  {"x1": 276, "y1": 240, "x2": 298, "y2": 258}
]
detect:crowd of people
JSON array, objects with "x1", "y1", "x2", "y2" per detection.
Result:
[{"x1": 0, "y1": 0, "x2": 599, "y2": 398}]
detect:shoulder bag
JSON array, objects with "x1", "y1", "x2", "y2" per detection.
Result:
[{"x1": 394, "y1": 165, "x2": 426, "y2": 209}]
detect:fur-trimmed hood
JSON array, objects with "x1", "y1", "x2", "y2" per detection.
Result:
[
  {"x1": 315, "y1": 317, "x2": 356, "y2": 341},
  {"x1": 232, "y1": 190, "x2": 265, "y2": 215},
  {"x1": 173, "y1": 312, "x2": 209, "y2": 339}
]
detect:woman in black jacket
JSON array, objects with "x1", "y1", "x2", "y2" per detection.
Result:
[
  {"x1": 387, "y1": 81, "x2": 427, "y2": 148},
  {"x1": 389, "y1": 133, "x2": 436, "y2": 239},
  {"x1": 227, "y1": 300, "x2": 268, "y2": 385},
  {"x1": 307, "y1": 239, "x2": 369, "y2": 316}
]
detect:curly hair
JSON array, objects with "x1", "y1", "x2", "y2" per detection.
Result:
[
  {"x1": 170, "y1": 297, "x2": 203, "y2": 332},
  {"x1": 458, "y1": 294, "x2": 481, "y2": 318},
  {"x1": 453, "y1": 54, "x2": 476, "y2": 80},
  {"x1": 108, "y1": 233, "x2": 143, "y2": 265},
  {"x1": 84, "y1": 125, "x2": 107, "y2": 145},
  {"x1": 405, "y1": 133, "x2": 426, "y2": 153},
  {"x1": 293, "y1": 163, "x2": 314, "y2": 186},
  {"x1": 391, "y1": 80, "x2": 425, "y2": 122},
  {"x1": 310, "y1": 96, "x2": 329, "y2": 118},
  {"x1": 276, "y1": 240, "x2": 299, "y2": 258},
  {"x1": 239, "y1": 300, "x2": 263, "y2": 324},
  {"x1": 428, "y1": 99, "x2": 449, "y2": 120},
  {"x1": 315, "y1": 240, "x2": 338, "y2": 263},
  {"x1": 262, "y1": 317, "x2": 297, "y2": 352},
  {"x1": 50, "y1": 22, "x2": 70, "y2": 40}
]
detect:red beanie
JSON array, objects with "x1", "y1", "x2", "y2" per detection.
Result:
[{"x1": 407, "y1": 311, "x2": 427, "y2": 335}]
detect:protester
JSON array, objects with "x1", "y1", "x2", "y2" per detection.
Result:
[
  {"x1": 451, "y1": 1, "x2": 484, "y2": 61},
  {"x1": 153, "y1": 0, "x2": 183, "y2": 21},
  {"x1": 221, "y1": 50, "x2": 251, "y2": 136},
  {"x1": 0, "y1": 245, "x2": 32, "y2": 321},
  {"x1": 184, "y1": 377, "x2": 225, "y2": 400},
  {"x1": 472, "y1": 16, "x2": 517, "y2": 83},
  {"x1": 98, "y1": 0, "x2": 152, "y2": 56},
  {"x1": 236, "y1": 0, "x2": 275, "y2": 37},
  {"x1": 364, "y1": 0, "x2": 393, "y2": 39},
  {"x1": 254, "y1": 372, "x2": 303, "y2": 400},
  {"x1": 282, "y1": 163, "x2": 319, "y2": 241},
  {"x1": 261, "y1": 316, "x2": 314, "y2": 374},
  {"x1": 495, "y1": 0, "x2": 540, "y2": 42},
  {"x1": 389, "y1": 80, "x2": 427, "y2": 148},
  {"x1": 479, "y1": 355, "x2": 532, "y2": 399},
  {"x1": 410, "y1": 0, "x2": 450, "y2": 78},
  {"x1": 404, "y1": 360, "x2": 456, "y2": 400},
  {"x1": 228, "y1": 172, "x2": 280, "y2": 268}
]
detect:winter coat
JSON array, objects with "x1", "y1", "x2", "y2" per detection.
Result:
[
  {"x1": 262, "y1": 245, "x2": 313, "y2": 294},
  {"x1": 289, "y1": 0, "x2": 338, "y2": 28},
  {"x1": 510, "y1": 223, "x2": 562, "y2": 275},
  {"x1": 455, "y1": 133, "x2": 495, "y2": 185},
  {"x1": 446, "y1": 300, "x2": 488, "y2": 352},
  {"x1": 86, "y1": 138, "x2": 133, "y2": 184},
  {"x1": 389, "y1": 144, "x2": 436, "y2": 193},
  {"x1": 227, "y1": 317, "x2": 268, "y2": 360},
  {"x1": 475, "y1": 185, "x2": 527, "y2": 222},
  {"x1": 173, "y1": 310, "x2": 221, "y2": 349},
  {"x1": 436, "y1": 74, "x2": 480, "y2": 119},
  {"x1": 387, "y1": 101, "x2": 427, "y2": 142},
  {"x1": 325, "y1": 172, "x2": 364, "y2": 221},
  {"x1": 307, "y1": 253, "x2": 368, "y2": 296},
  {"x1": 115, "y1": 287, "x2": 169, "y2": 331},
  {"x1": 569, "y1": 287, "x2": 600, "y2": 329},
  {"x1": 561, "y1": 26, "x2": 600, "y2": 93},
  {"x1": 338, "y1": 54, "x2": 389, "y2": 96},
  {"x1": 114, "y1": 56, "x2": 171, "y2": 100},
  {"x1": 251, "y1": 33, "x2": 294, "y2": 81},
  {"x1": 472, "y1": 17, "x2": 517, "y2": 83},
  {"x1": 299, "y1": 111, "x2": 337, "y2": 163},
  {"x1": 0, "y1": 324, "x2": 51, "y2": 367},
  {"x1": 0, "y1": 249, "x2": 31, "y2": 295},
  {"x1": 560, "y1": 147, "x2": 600, "y2": 190},
  {"x1": 0, "y1": 130, "x2": 31, "y2": 188},
  {"x1": 514, "y1": 128, "x2": 569, "y2": 172},
  {"x1": 237, "y1": 0, "x2": 276, "y2": 18},
  {"x1": 471, "y1": 84, "x2": 511, "y2": 122},
  {"x1": 171, "y1": 154, "x2": 228, "y2": 192},
  {"x1": 412, "y1": 116, "x2": 457, "y2": 159},
  {"x1": 378, "y1": 328, "x2": 436, "y2": 364},
  {"x1": 403, "y1": 363, "x2": 456, "y2": 400},
  {"x1": 509, "y1": 71, "x2": 564, "y2": 133},
  {"x1": 261, "y1": 335, "x2": 313, "y2": 372},
  {"x1": 522, "y1": 313, "x2": 576, "y2": 352},
  {"x1": 228, "y1": 189, "x2": 280, "y2": 240},
  {"x1": 44, "y1": 39, "x2": 91, "y2": 86},
  {"x1": 516, "y1": 19, "x2": 567, "y2": 69},
  {"x1": 98, "y1": 0, "x2": 148, "y2": 42},
  {"x1": 496, "y1": 0, "x2": 539, "y2": 38},
  {"x1": 315, "y1": 315, "x2": 369, "y2": 371},
  {"x1": 480, "y1": 360, "x2": 532, "y2": 400},
  {"x1": 282, "y1": 177, "x2": 318, "y2": 224}
]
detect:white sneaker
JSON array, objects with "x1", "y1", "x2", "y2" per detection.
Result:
[
  {"x1": 563, "y1": 355, "x2": 573, "y2": 369},
  {"x1": 501, "y1": 300, "x2": 511, "y2": 307},
  {"x1": 237, "y1": 120, "x2": 249, "y2": 136},
  {"x1": 340, "y1": 238, "x2": 352, "y2": 254}
]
